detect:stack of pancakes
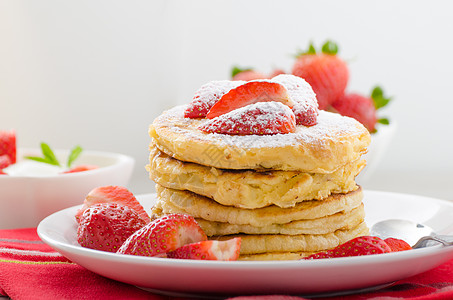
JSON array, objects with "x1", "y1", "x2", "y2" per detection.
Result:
[{"x1": 148, "y1": 105, "x2": 371, "y2": 260}]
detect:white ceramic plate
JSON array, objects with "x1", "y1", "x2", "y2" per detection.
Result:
[{"x1": 37, "y1": 190, "x2": 453, "y2": 297}]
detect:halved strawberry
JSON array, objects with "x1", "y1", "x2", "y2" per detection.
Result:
[
  {"x1": 167, "y1": 238, "x2": 241, "y2": 261},
  {"x1": 206, "y1": 81, "x2": 293, "y2": 119},
  {"x1": 75, "y1": 186, "x2": 150, "y2": 224},
  {"x1": 62, "y1": 164, "x2": 98, "y2": 174},
  {"x1": 304, "y1": 236, "x2": 392, "y2": 260},
  {"x1": 272, "y1": 74, "x2": 319, "y2": 126},
  {"x1": 0, "y1": 155, "x2": 12, "y2": 174},
  {"x1": 199, "y1": 102, "x2": 296, "y2": 136},
  {"x1": 384, "y1": 238, "x2": 412, "y2": 252},
  {"x1": 77, "y1": 203, "x2": 147, "y2": 252},
  {"x1": 292, "y1": 41, "x2": 349, "y2": 110},
  {"x1": 0, "y1": 130, "x2": 16, "y2": 164},
  {"x1": 117, "y1": 214, "x2": 207, "y2": 257},
  {"x1": 184, "y1": 81, "x2": 243, "y2": 118}
]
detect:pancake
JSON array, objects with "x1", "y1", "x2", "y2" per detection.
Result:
[
  {"x1": 148, "y1": 145, "x2": 364, "y2": 208},
  {"x1": 213, "y1": 222, "x2": 369, "y2": 254},
  {"x1": 194, "y1": 205, "x2": 364, "y2": 236},
  {"x1": 149, "y1": 105, "x2": 370, "y2": 173},
  {"x1": 238, "y1": 252, "x2": 313, "y2": 261},
  {"x1": 152, "y1": 185, "x2": 363, "y2": 227}
]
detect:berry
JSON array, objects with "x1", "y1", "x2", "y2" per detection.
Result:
[
  {"x1": 384, "y1": 238, "x2": 412, "y2": 252},
  {"x1": 232, "y1": 69, "x2": 267, "y2": 81},
  {"x1": 75, "y1": 186, "x2": 150, "y2": 224},
  {"x1": 62, "y1": 164, "x2": 98, "y2": 174},
  {"x1": 199, "y1": 102, "x2": 296, "y2": 136},
  {"x1": 304, "y1": 236, "x2": 392, "y2": 260},
  {"x1": 0, "y1": 155, "x2": 12, "y2": 174},
  {"x1": 167, "y1": 238, "x2": 241, "y2": 261},
  {"x1": 117, "y1": 214, "x2": 207, "y2": 258},
  {"x1": 272, "y1": 74, "x2": 319, "y2": 126},
  {"x1": 184, "y1": 81, "x2": 243, "y2": 118},
  {"x1": 292, "y1": 41, "x2": 349, "y2": 110},
  {"x1": 207, "y1": 81, "x2": 293, "y2": 119},
  {"x1": 331, "y1": 93, "x2": 377, "y2": 132},
  {"x1": 77, "y1": 203, "x2": 147, "y2": 252},
  {"x1": 269, "y1": 69, "x2": 286, "y2": 78},
  {"x1": 0, "y1": 130, "x2": 16, "y2": 164}
]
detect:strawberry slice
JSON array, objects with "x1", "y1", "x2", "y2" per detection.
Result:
[
  {"x1": 75, "y1": 186, "x2": 150, "y2": 224},
  {"x1": 167, "y1": 238, "x2": 241, "y2": 261},
  {"x1": 62, "y1": 164, "x2": 98, "y2": 174},
  {"x1": 304, "y1": 236, "x2": 392, "y2": 260},
  {"x1": 184, "y1": 81, "x2": 243, "y2": 118},
  {"x1": 117, "y1": 214, "x2": 207, "y2": 257},
  {"x1": 199, "y1": 102, "x2": 296, "y2": 136},
  {"x1": 77, "y1": 203, "x2": 147, "y2": 252},
  {"x1": 206, "y1": 81, "x2": 293, "y2": 119},
  {"x1": 0, "y1": 130, "x2": 16, "y2": 164},
  {"x1": 272, "y1": 74, "x2": 319, "y2": 126},
  {"x1": 384, "y1": 238, "x2": 412, "y2": 252}
]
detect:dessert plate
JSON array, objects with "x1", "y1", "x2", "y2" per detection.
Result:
[{"x1": 37, "y1": 190, "x2": 453, "y2": 297}]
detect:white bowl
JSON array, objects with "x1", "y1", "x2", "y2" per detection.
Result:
[
  {"x1": 356, "y1": 122, "x2": 397, "y2": 183},
  {"x1": 0, "y1": 148, "x2": 134, "y2": 229}
]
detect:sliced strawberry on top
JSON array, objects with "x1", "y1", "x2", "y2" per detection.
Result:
[
  {"x1": 167, "y1": 238, "x2": 241, "y2": 261},
  {"x1": 77, "y1": 203, "x2": 147, "y2": 252},
  {"x1": 206, "y1": 81, "x2": 293, "y2": 119},
  {"x1": 117, "y1": 214, "x2": 207, "y2": 257},
  {"x1": 75, "y1": 186, "x2": 150, "y2": 224},
  {"x1": 199, "y1": 102, "x2": 296, "y2": 136},
  {"x1": 184, "y1": 80, "x2": 243, "y2": 118},
  {"x1": 272, "y1": 74, "x2": 319, "y2": 126},
  {"x1": 304, "y1": 236, "x2": 392, "y2": 260},
  {"x1": 384, "y1": 238, "x2": 412, "y2": 252},
  {"x1": 0, "y1": 130, "x2": 16, "y2": 164},
  {"x1": 62, "y1": 164, "x2": 98, "y2": 174}
]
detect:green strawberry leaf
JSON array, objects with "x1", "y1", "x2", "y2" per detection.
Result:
[
  {"x1": 295, "y1": 42, "x2": 316, "y2": 57},
  {"x1": 321, "y1": 40, "x2": 339, "y2": 55},
  {"x1": 377, "y1": 118, "x2": 390, "y2": 125},
  {"x1": 67, "y1": 145, "x2": 83, "y2": 168},
  {"x1": 371, "y1": 86, "x2": 392, "y2": 109},
  {"x1": 231, "y1": 66, "x2": 252, "y2": 78}
]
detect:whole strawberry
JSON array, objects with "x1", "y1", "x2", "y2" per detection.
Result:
[
  {"x1": 231, "y1": 66, "x2": 268, "y2": 81},
  {"x1": 0, "y1": 130, "x2": 16, "y2": 164},
  {"x1": 304, "y1": 236, "x2": 392, "y2": 260},
  {"x1": 292, "y1": 41, "x2": 349, "y2": 110},
  {"x1": 0, "y1": 155, "x2": 12, "y2": 174},
  {"x1": 77, "y1": 203, "x2": 147, "y2": 252},
  {"x1": 117, "y1": 214, "x2": 207, "y2": 257},
  {"x1": 331, "y1": 86, "x2": 391, "y2": 132}
]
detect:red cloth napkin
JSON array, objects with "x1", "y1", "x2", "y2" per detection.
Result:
[{"x1": 1, "y1": 228, "x2": 453, "y2": 300}]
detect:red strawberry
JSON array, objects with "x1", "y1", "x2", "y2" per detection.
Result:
[
  {"x1": 384, "y1": 238, "x2": 412, "y2": 252},
  {"x1": 232, "y1": 69, "x2": 267, "y2": 81},
  {"x1": 184, "y1": 81, "x2": 243, "y2": 118},
  {"x1": 200, "y1": 102, "x2": 296, "y2": 136},
  {"x1": 63, "y1": 164, "x2": 98, "y2": 174},
  {"x1": 269, "y1": 69, "x2": 286, "y2": 78},
  {"x1": 0, "y1": 130, "x2": 16, "y2": 164},
  {"x1": 272, "y1": 74, "x2": 319, "y2": 126},
  {"x1": 75, "y1": 186, "x2": 150, "y2": 224},
  {"x1": 0, "y1": 155, "x2": 12, "y2": 174},
  {"x1": 292, "y1": 41, "x2": 349, "y2": 110},
  {"x1": 207, "y1": 81, "x2": 293, "y2": 119},
  {"x1": 117, "y1": 214, "x2": 207, "y2": 257},
  {"x1": 331, "y1": 93, "x2": 377, "y2": 132},
  {"x1": 77, "y1": 203, "x2": 147, "y2": 252},
  {"x1": 167, "y1": 237, "x2": 241, "y2": 261},
  {"x1": 304, "y1": 236, "x2": 392, "y2": 260}
]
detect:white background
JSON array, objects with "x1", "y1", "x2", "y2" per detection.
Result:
[{"x1": 1, "y1": 0, "x2": 452, "y2": 199}]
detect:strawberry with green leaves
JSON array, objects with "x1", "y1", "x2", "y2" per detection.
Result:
[
  {"x1": 331, "y1": 86, "x2": 392, "y2": 132},
  {"x1": 117, "y1": 214, "x2": 207, "y2": 258},
  {"x1": 231, "y1": 66, "x2": 286, "y2": 81},
  {"x1": 77, "y1": 202, "x2": 147, "y2": 252},
  {"x1": 292, "y1": 41, "x2": 349, "y2": 110}
]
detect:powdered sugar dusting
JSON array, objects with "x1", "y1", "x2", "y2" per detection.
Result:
[
  {"x1": 156, "y1": 105, "x2": 366, "y2": 149},
  {"x1": 199, "y1": 102, "x2": 295, "y2": 135},
  {"x1": 191, "y1": 80, "x2": 244, "y2": 109}
]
